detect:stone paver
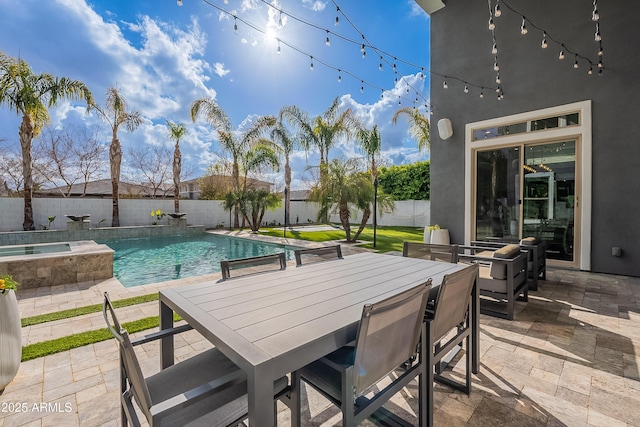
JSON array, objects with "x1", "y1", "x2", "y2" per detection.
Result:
[{"x1": 1, "y1": 237, "x2": 639, "y2": 426}]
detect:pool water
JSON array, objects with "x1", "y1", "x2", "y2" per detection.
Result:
[{"x1": 98, "y1": 234, "x2": 298, "y2": 288}]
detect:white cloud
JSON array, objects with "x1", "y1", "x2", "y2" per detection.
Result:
[
  {"x1": 214, "y1": 62, "x2": 231, "y2": 77},
  {"x1": 302, "y1": 0, "x2": 326, "y2": 12}
]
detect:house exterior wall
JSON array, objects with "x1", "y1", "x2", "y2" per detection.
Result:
[{"x1": 426, "y1": 0, "x2": 640, "y2": 276}]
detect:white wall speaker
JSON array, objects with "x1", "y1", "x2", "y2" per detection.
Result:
[{"x1": 437, "y1": 118, "x2": 453, "y2": 140}]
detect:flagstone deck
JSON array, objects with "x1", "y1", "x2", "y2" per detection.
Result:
[{"x1": 1, "y1": 234, "x2": 639, "y2": 426}]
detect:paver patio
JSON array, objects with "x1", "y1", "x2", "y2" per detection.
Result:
[{"x1": 1, "y1": 234, "x2": 639, "y2": 426}]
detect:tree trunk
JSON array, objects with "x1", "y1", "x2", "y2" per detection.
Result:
[
  {"x1": 232, "y1": 161, "x2": 240, "y2": 228},
  {"x1": 173, "y1": 142, "x2": 181, "y2": 213},
  {"x1": 110, "y1": 132, "x2": 122, "y2": 227},
  {"x1": 19, "y1": 115, "x2": 35, "y2": 231},
  {"x1": 353, "y1": 205, "x2": 371, "y2": 242},
  {"x1": 285, "y1": 159, "x2": 291, "y2": 226},
  {"x1": 339, "y1": 202, "x2": 352, "y2": 242}
]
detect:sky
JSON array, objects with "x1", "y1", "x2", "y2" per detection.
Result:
[{"x1": 0, "y1": 0, "x2": 431, "y2": 191}]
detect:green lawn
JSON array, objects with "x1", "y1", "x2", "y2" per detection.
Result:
[{"x1": 260, "y1": 225, "x2": 425, "y2": 253}]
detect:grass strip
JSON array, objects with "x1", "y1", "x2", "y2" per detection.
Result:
[
  {"x1": 21, "y1": 313, "x2": 182, "y2": 362},
  {"x1": 21, "y1": 293, "x2": 159, "y2": 327}
]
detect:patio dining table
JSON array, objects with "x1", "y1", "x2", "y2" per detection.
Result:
[{"x1": 158, "y1": 252, "x2": 479, "y2": 426}]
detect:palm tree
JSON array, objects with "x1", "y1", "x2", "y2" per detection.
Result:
[
  {"x1": 91, "y1": 86, "x2": 143, "y2": 227},
  {"x1": 309, "y1": 158, "x2": 372, "y2": 242},
  {"x1": 356, "y1": 124, "x2": 382, "y2": 178},
  {"x1": 391, "y1": 107, "x2": 430, "y2": 151},
  {"x1": 352, "y1": 172, "x2": 395, "y2": 242},
  {"x1": 190, "y1": 97, "x2": 276, "y2": 227},
  {"x1": 271, "y1": 113, "x2": 297, "y2": 226},
  {"x1": 166, "y1": 121, "x2": 187, "y2": 213},
  {"x1": 0, "y1": 52, "x2": 94, "y2": 230},
  {"x1": 281, "y1": 98, "x2": 357, "y2": 223}
]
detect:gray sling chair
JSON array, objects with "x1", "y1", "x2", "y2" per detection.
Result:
[
  {"x1": 102, "y1": 292, "x2": 290, "y2": 427},
  {"x1": 219, "y1": 252, "x2": 287, "y2": 281},
  {"x1": 402, "y1": 242, "x2": 460, "y2": 263},
  {"x1": 294, "y1": 244, "x2": 343, "y2": 266},
  {"x1": 292, "y1": 279, "x2": 432, "y2": 426},
  {"x1": 424, "y1": 263, "x2": 478, "y2": 427}
]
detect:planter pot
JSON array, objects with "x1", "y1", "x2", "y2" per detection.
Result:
[
  {"x1": 0, "y1": 290, "x2": 21, "y2": 391},
  {"x1": 423, "y1": 226, "x2": 431, "y2": 243},
  {"x1": 430, "y1": 229, "x2": 450, "y2": 245}
]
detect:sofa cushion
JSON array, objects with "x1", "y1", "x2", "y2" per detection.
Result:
[
  {"x1": 520, "y1": 237, "x2": 540, "y2": 245},
  {"x1": 493, "y1": 244, "x2": 521, "y2": 259},
  {"x1": 479, "y1": 265, "x2": 508, "y2": 293}
]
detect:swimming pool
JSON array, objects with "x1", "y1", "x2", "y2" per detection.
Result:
[{"x1": 98, "y1": 233, "x2": 299, "y2": 288}]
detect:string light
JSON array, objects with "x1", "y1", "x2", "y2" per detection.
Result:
[
  {"x1": 574, "y1": 55, "x2": 579, "y2": 69},
  {"x1": 520, "y1": 17, "x2": 528, "y2": 35},
  {"x1": 334, "y1": 6, "x2": 339, "y2": 26},
  {"x1": 309, "y1": 56, "x2": 314, "y2": 70},
  {"x1": 325, "y1": 30, "x2": 330, "y2": 46},
  {"x1": 337, "y1": 69, "x2": 341, "y2": 82},
  {"x1": 233, "y1": 16, "x2": 238, "y2": 33},
  {"x1": 488, "y1": 17, "x2": 495, "y2": 31},
  {"x1": 494, "y1": 60, "x2": 500, "y2": 71},
  {"x1": 588, "y1": 65, "x2": 593, "y2": 75},
  {"x1": 277, "y1": 39, "x2": 281, "y2": 54},
  {"x1": 464, "y1": 85, "x2": 469, "y2": 93},
  {"x1": 541, "y1": 32, "x2": 548, "y2": 49},
  {"x1": 379, "y1": 56, "x2": 383, "y2": 71},
  {"x1": 443, "y1": 79, "x2": 448, "y2": 89},
  {"x1": 480, "y1": 89, "x2": 484, "y2": 98},
  {"x1": 559, "y1": 49, "x2": 565, "y2": 60},
  {"x1": 278, "y1": 10, "x2": 283, "y2": 27},
  {"x1": 592, "y1": 0, "x2": 599, "y2": 21},
  {"x1": 360, "y1": 81, "x2": 364, "y2": 93},
  {"x1": 496, "y1": 73, "x2": 501, "y2": 84},
  {"x1": 598, "y1": 42, "x2": 603, "y2": 56},
  {"x1": 492, "y1": 42, "x2": 498, "y2": 55},
  {"x1": 494, "y1": 0, "x2": 502, "y2": 17},
  {"x1": 594, "y1": 22, "x2": 601, "y2": 41}
]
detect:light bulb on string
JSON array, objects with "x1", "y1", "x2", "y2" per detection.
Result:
[
  {"x1": 361, "y1": 37, "x2": 365, "y2": 54},
  {"x1": 464, "y1": 85, "x2": 469, "y2": 94},
  {"x1": 394, "y1": 76, "x2": 398, "y2": 84},
  {"x1": 393, "y1": 59, "x2": 397, "y2": 72},
  {"x1": 598, "y1": 58, "x2": 603, "y2": 68},
  {"x1": 379, "y1": 57, "x2": 383, "y2": 71},
  {"x1": 480, "y1": 90, "x2": 484, "y2": 98},
  {"x1": 406, "y1": 87, "x2": 410, "y2": 94},
  {"x1": 233, "y1": 17, "x2": 238, "y2": 33},
  {"x1": 592, "y1": 0, "x2": 599, "y2": 21},
  {"x1": 335, "y1": 7, "x2": 339, "y2": 26},
  {"x1": 521, "y1": 17, "x2": 528, "y2": 35},
  {"x1": 380, "y1": 90, "x2": 384, "y2": 99},
  {"x1": 559, "y1": 50, "x2": 565, "y2": 60},
  {"x1": 598, "y1": 42, "x2": 604, "y2": 56},
  {"x1": 309, "y1": 56, "x2": 314, "y2": 70},
  {"x1": 496, "y1": 85, "x2": 501, "y2": 93},
  {"x1": 325, "y1": 31, "x2": 330, "y2": 47},
  {"x1": 494, "y1": 61, "x2": 500, "y2": 71},
  {"x1": 541, "y1": 32, "x2": 548, "y2": 48},
  {"x1": 443, "y1": 79, "x2": 448, "y2": 89},
  {"x1": 488, "y1": 17, "x2": 495, "y2": 31},
  {"x1": 599, "y1": 68, "x2": 603, "y2": 75},
  {"x1": 277, "y1": 40, "x2": 281, "y2": 54},
  {"x1": 588, "y1": 65, "x2": 593, "y2": 75},
  {"x1": 420, "y1": 68, "x2": 425, "y2": 79},
  {"x1": 361, "y1": 81, "x2": 364, "y2": 93},
  {"x1": 492, "y1": 43, "x2": 498, "y2": 55},
  {"x1": 278, "y1": 11, "x2": 283, "y2": 27},
  {"x1": 177, "y1": 0, "x2": 183, "y2": 6},
  {"x1": 337, "y1": 70, "x2": 341, "y2": 82},
  {"x1": 496, "y1": 73, "x2": 501, "y2": 84},
  {"x1": 594, "y1": 23, "x2": 601, "y2": 41},
  {"x1": 494, "y1": 0, "x2": 502, "y2": 17},
  {"x1": 362, "y1": 49, "x2": 366, "y2": 59},
  {"x1": 574, "y1": 55, "x2": 579, "y2": 69}
]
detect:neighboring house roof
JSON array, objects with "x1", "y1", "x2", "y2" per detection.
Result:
[
  {"x1": 181, "y1": 176, "x2": 274, "y2": 189},
  {"x1": 36, "y1": 179, "x2": 161, "y2": 198}
]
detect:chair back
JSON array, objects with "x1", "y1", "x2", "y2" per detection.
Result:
[
  {"x1": 403, "y1": 242, "x2": 459, "y2": 263},
  {"x1": 352, "y1": 279, "x2": 431, "y2": 397},
  {"x1": 219, "y1": 252, "x2": 287, "y2": 281},
  {"x1": 431, "y1": 264, "x2": 478, "y2": 342},
  {"x1": 294, "y1": 245, "x2": 343, "y2": 266},
  {"x1": 102, "y1": 292, "x2": 154, "y2": 421}
]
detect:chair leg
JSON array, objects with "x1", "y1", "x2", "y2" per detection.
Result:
[
  {"x1": 342, "y1": 366, "x2": 356, "y2": 426},
  {"x1": 423, "y1": 323, "x2": 432, "y2": 427},
  {"x1": 290, "y1": 371, "x2": 302, "y2": 427},
  {"x1": 465, "y1": 332, "x2": 472, "y2": 394}
]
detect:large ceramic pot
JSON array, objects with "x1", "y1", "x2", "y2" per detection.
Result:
[{"x1": 0, "y1": 290, "x2": 21, "y2": 391}]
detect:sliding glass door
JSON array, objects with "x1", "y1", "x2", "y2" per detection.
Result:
[{"x1": 474, "y1": 140, "x2": 577, "y2": 262}]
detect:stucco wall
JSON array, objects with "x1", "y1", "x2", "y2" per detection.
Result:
[
  {"x1": 0, "y1": 198, "x2": 430, "y2": 231},
  {"x1": 427, "y1": 0, "x2": 640, "y2": 276}
]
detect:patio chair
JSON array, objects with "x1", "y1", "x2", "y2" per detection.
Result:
[
  {"x1": 292, "y1": 279, "x2": 432, "y2": 426},
  {"x1": 470, "y1": 237, "x2": 546, "y2": 291},
  {"x1": 219, "y1": 252, "x2": 287, "y2": 281},
  {"x1": 424, "y1": 264, "x2": 478, "y2": 427},
  {"x1": 458, "y1": 243, "x2": 528, "y2": 320},
  {"x1": 403, "y1": 241, "x2": 459, "y2": 263},
  {"x1": 102, "y1": 292, "x2": 290, "y2": 427},
  {"x1": 294, "y1": 244, "x2": 343, "y2": 266}
]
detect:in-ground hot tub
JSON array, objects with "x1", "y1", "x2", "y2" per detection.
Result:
[{"x1": 0, "y1": 241, "x2": 114, "y2": 289}]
